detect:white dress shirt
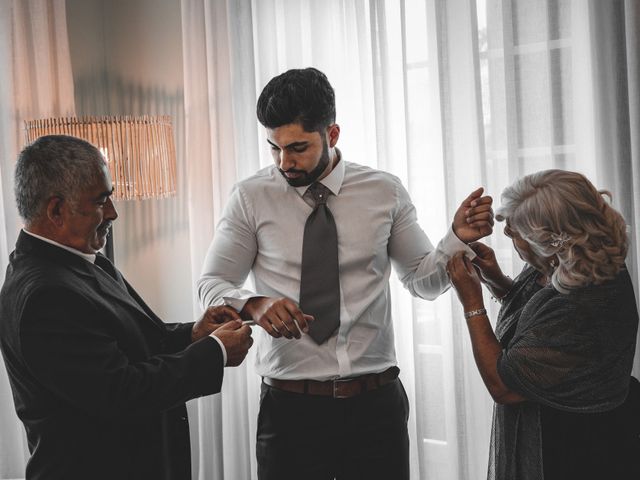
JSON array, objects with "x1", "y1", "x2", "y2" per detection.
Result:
[{"x1": 198, "y1": 155, "x2": 471, "y2": 380}]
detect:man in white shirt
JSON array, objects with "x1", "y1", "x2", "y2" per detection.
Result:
[{"x1": 198, "y1": 67, "x2": 494, "y2": 480}]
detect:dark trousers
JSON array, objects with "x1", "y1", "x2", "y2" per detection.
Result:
[{"x1": 256, "y1": 377, "x2": 410, "y2": 480}]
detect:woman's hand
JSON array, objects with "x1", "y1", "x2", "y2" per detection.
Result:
[
  {"x1": 447, "y1": 252, "x2": 484, "y2": 310},
  {"x1": 469, "y1": 242, "x2": 513, "y2": 297},
  {"x1": 448, "y1": 252, "x2": 525, "y2": 405},
  {"x1": 469, "y1": 242, "x2": 501, "y2": 284}
]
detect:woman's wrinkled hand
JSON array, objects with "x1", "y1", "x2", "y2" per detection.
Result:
[
  {"x1": 468, "y1": 242, "x2": 501, "y2": 284},
  {"x1": 447, "y1": 252, "x2": 484, "y2": 310},
  {"x1": 468, "y1": 242, "x2": 514, "y2": 297}
]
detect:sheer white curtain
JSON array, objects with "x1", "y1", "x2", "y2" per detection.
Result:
[
  {"x1": 181, "y1": 1, "x2": 261, "y2": 479},
  {"x1": 180, "y1": 1, "x2": 639, "y2": 479},
  {"x1": 0, "y1": 1, "x2": 75, "y2": 478},
  {"x1": 477, "y1": 0, "x2": 640, "y2": 375}
]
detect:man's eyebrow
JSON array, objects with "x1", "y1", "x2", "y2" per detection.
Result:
[
  {"x1": 95, "y1": 188, "x2": 114, "y2": 199},
  {"x1": 266, "y1": 139, "x2": 309, "y2": 149}
]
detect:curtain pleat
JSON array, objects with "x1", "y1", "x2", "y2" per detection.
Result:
[
  {"x1": 0, "y1": 1, "x2": 75, "y2": 478},
  {"x1": 181, "y1": 1, "x2": 260, "y2": 478}
]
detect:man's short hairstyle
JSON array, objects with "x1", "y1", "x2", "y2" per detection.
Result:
[
  {"x1": 14, "y1": 135, "x2": 107, "y2": 223},
  {"x1": 496, "y1": 169, "x2": 628, "y2": 289},
  {"x1": 256, "y1": 67, "x2": 336, "y2": 132}
]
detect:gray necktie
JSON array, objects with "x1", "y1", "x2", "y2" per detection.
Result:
[{"x1": 299, "y1": 183, "x2": 341, "y2": 344}]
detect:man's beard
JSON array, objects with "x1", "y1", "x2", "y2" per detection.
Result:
[{"x1": 279, "y1": 138, "x2": 330, "y2": 187}]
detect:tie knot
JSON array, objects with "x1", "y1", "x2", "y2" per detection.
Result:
[
  {"x1": 95, "y1": 254, "x2": 117, "y2": 278},
  {"x1": 94, "y1": 254, "x2": 111, "y2": 270},
  {"x1": 309, "y1": 183, "x2": 329, "y2": 206}
]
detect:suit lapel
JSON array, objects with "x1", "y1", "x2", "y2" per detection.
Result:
[
  {"x1": 89, "y1": 263, "x2": 164, "y2": 330},
  {"x1": 17, "y1": 231, "x2": 164, "y2": 332}
]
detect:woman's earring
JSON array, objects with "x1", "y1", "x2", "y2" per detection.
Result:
[{"x1": 550, "y1": 258, "x2": 558, "y2": 269}]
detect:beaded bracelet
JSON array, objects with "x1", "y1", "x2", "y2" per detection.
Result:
[
  {"x1": 490, "y1": 277, "x2": 513, "y2": 303},
  {"x1": 464, "y1": 308, "x2": 487, "y2": 319}
]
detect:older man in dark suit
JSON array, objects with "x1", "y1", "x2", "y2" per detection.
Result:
[{"x1": 0, "y1": 135, "x2": 253, "y2": 480}]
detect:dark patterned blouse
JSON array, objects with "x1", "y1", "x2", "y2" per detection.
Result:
[{"x1": 487, "y1": 265, "x2": 640, "y2": 480}]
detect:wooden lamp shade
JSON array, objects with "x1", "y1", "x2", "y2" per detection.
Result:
[{"x1": 24, "y1": 115, "x2": 177, "y2": 200}]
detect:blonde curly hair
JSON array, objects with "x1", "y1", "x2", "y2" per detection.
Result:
[{"x1": 495, "y1": 169, "x2": 628, "y2": 290}]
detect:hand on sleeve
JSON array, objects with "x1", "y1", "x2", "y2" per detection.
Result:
[
  {"x1": 468, "y1": 242, "x2": 513, "y2": 297},
  {"x1": 447, "y1": 252, "x2": 484, "y2": 310},
  {"x1": 241, "y1": 296, "x2": 314, "y2": 340},
  {"x1": 212, "y1": 320, "x2": 254, "y2": 367},
  {"x1": 191, "y1": 305, "x2": 241, "y2": 342}
]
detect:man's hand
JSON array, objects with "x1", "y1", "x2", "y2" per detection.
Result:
[
  {"x1": 212, "y1": 320, "x2": 254, "y2": 367},
  {"x1": 452, "y1": 187, "x2": 494, "y2": 243},
  {"x1": 191, "y1": 306, "x2": 241, "y2": 343},
  {"x1": 241, "y1": 296, "x2": 313, "y2": 339}
]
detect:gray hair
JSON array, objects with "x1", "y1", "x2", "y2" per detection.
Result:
[
  {"x1": 495, "y1": 169, "x2": 628, "y2": 289},
  {"x1": 14, "y1": 135, "x2": 107, "y2": 224}
]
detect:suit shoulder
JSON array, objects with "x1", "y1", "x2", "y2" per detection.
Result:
[
  {"x1": 2, "y1": 254, "x2": 88, "y2": 307},
  {"x1": 0, "y1": 256, "x2": 91, "y2": 340}
]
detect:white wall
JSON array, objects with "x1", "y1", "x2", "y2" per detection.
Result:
[{"x1": 66, "y1": 0, "x2": 195, "y2": 322}]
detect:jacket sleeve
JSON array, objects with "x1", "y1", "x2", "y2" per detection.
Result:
[{"x1": 19, "y1": 286, "x2": 224, "y2": 420}]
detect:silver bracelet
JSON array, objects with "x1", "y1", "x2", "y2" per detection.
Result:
[
  {"x1": 491, "y1": 277, "x2": 513, "y2": 304},
  {"x1": 464, "y1": 308, "x2": 487, "y2": 319}
]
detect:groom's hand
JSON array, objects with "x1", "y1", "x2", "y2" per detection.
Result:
[{"x1": 452, "y1": 187, "x2": 494, "y2": 243}]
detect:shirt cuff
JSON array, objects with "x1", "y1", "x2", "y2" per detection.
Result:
[
  {"x1": 441, "y1": 226, "x2": 477, "y2": 259},
  {"x1": 209, "y1": 334, "x2": 227, "y2": 367},
  {"x1": 223, "y1": 295, "x2": 265, "y2": 313}
]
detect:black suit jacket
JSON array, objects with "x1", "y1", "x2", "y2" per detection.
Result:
[{"x1": 0, "y1": 231, "x2": 224, "y2": 479}]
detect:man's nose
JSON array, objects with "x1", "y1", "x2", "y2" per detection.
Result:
[
  {"x1": 278, "y1": 150, "x2": 294, "y2": 171},
  {"x1": 105, "y1": 197, "x2": 118, "y2": 220}
]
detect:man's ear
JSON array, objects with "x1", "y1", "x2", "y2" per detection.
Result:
[
  {"x1": 327, "y1": 124, "x2": 340, "y2": 148},
  {"x1": 46, "y1": 196, "x2": 66, "y2": 228}
]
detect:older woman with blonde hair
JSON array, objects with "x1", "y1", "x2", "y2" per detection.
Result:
[{"x1": 448, "y1": 169, "x2": 639, "y2": 480}]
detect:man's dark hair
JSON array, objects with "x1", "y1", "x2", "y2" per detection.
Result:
[
  {"x1": 256, "y1": 67, "x2": 336, "y2": 132},
  {"x1": 14, "y1": 135, "x2": 106, "y2": 223}
]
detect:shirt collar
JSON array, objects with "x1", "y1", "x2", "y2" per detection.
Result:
[
  {"x1": 295, "y1": 148, "x2": 345, "y2": 198},
  {"x1": 22, "y1": 229, "x2": 97, "y2": 263}
]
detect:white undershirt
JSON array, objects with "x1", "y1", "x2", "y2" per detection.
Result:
[{"x1": 23, "y1": 229, "x2": 96, "y2": 262}]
